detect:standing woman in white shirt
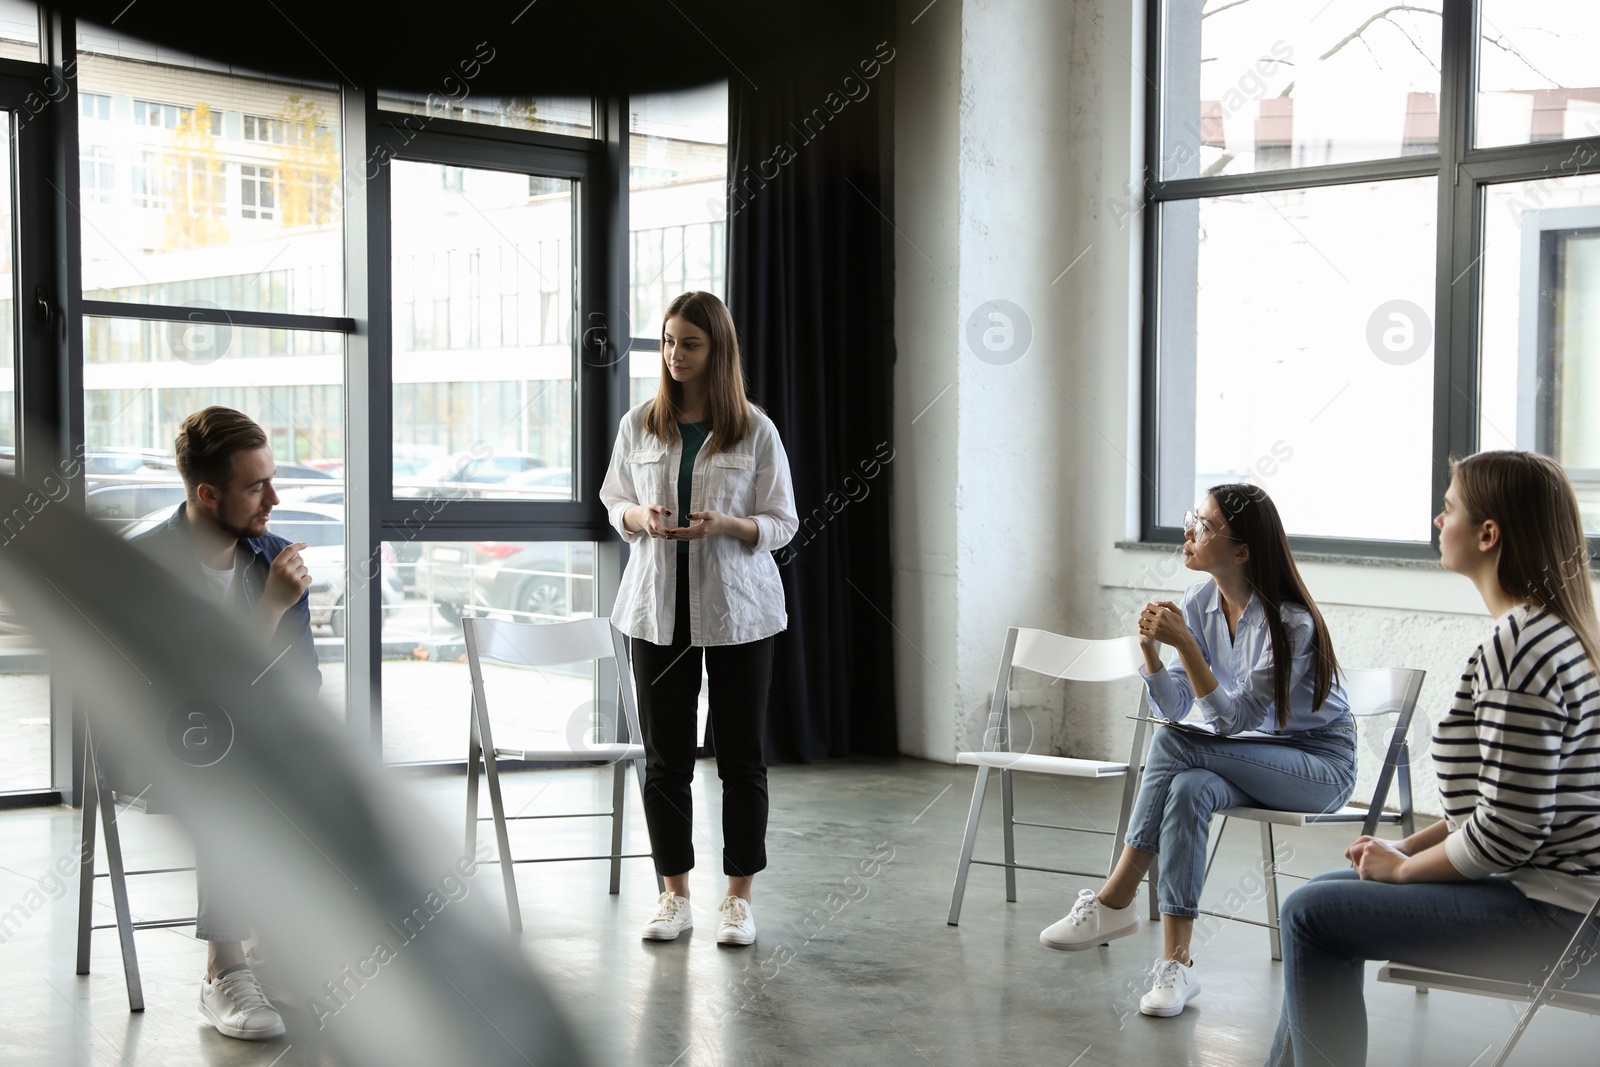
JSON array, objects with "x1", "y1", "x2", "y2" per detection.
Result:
[
  {"x1": 600, "y1": 291, "x2": 798, "y2": 948},
  {"x1": 1039, "y1": 483, "x2": 1354, "y2": 1019}
]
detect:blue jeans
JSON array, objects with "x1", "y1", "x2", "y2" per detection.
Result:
[
  {"x1": 1125, "y1": 717, "x2": 1357, "y2": 917},
  {"x1": 1266, "y1": 868, "x2": 1599, "y2": 1067}
]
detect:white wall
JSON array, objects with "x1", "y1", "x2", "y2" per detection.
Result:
[{"x1": 890, "y1": 0, "x2": 1596, "y2": 817}]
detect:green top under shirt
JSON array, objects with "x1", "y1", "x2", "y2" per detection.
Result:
[{"x1": 677, "y1": 420, "x2": 710, "y2": 554}]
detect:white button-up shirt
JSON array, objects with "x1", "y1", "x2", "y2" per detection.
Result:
[
  {"x1": 600, "y1": 401, "x2": 798, "y2": 646},
  {"x1": 1141, "y1": 577, "x2": 1349, "y2": 734}
]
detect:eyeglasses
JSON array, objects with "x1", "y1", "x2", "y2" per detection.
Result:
[{"x1": 1182, "y1": 509, "x2": 1236, "y2": 544}]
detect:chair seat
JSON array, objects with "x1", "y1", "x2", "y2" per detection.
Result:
[
  {"x1": 956, "y1": 751, "x2": 1128, "y2": 778},
  {"x1": 493, "y1": 743, "x2": 645, "y2": 764},
  {"x1": 1220, "y1": 803, "x2": 1404, "y2": 827},
  {"x1": 1378, "y1": 962, "x2": 1600, "y2": 1009}
]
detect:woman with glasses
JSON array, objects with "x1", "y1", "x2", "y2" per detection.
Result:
[
  {"x1": 1264, "y1": 452, "x2": 1600, "y2": 1067},
  {"x1": 1039, "y1": 483, "x2": 1353, "y2": 1020}
]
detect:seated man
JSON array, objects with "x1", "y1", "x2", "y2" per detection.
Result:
[{"x1": 131, "y1": 405, "x2": 318, "y2": 1040}]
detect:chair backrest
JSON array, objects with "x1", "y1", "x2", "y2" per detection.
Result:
[
  {"x1": 1340, "y1": 666, "x2": 1427, "y2": 836},
  {"x1": 464, "y1": 615, "x2": 618, "y2": 670},
  {"x1": 975, "y1": 628, "x2": 1144, "y2": 757},
  {"x1": 462, "y1": 615, "x2": 640, "y2": 755},
  {"x1": 1009, "y1": 629, "x2": 1143, "y2": 684}
]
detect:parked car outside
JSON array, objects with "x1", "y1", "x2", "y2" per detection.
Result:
[
  {"x1": 413, "y1": 540, "x2": 594, "y2": 623},
  {"x1": 121, "y1": 502, "x2": 403, "y2": 635},
  {"x1": 501, "y1": 465, "x2": 572, "y2": 500},
  {"x1": 87, "y1": 481, "x2": 189, "y2": 524},
  {"x1": 395, "y1": 450, "x2": 548, "y2": 499}
]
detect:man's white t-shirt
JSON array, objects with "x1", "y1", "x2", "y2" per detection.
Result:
[{"x1": 197, "y1": 548, "x2": 245, "y2": 605}]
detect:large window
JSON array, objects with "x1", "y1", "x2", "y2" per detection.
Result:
[{"x1": 1145, "y1": 1, "x2": 1600, "y2": 551}]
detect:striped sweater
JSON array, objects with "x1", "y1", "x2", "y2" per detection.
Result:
[{"x1": 1433, "y1": 606, "x2": 1600, "y2": 914}]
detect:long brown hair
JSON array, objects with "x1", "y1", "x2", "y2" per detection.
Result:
[
  {"x1": 1451, "y1": 450, "x2": 1600, "y2": 668},
  {"x1": 643, "y1": 291, "x2": 756, "y2": 453},
  {"x1": 1210, "y1": 483, "x2": 1341, "y2": 728}
]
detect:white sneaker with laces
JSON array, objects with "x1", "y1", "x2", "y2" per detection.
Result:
[
  {"x1": 1139, "y1": 956, "x2": 1201, "y2": 1017},
  {"x1": 200, "y1": 968, "x2": 286, "y2": 1040},
  {"x1": 642, "y1": 891, "x2": 694, "y2": 941},
  {"x1": 715, "y1": 895, "x2": 756, "y2": 946},
  {"x1": 1039, "y1": 888, "x2": 1142, "y2": 951}
]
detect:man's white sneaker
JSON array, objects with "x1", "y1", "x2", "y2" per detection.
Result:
[
  {"x1": 1139, "y1": 956, "x2": 1201, "y2": 1017},
  {"x1": 1039, "y1": 889, "x2": 1142, "y2": 951},
  {"x1": 642, "y1": 892, "x2": 694, "y2": 941},
  {"x1": 200, "y1": 968, "x2": 286, "y2": 1040},
  {"x1": 715, "y1": 896, "x2": 756, "y2": 946}
]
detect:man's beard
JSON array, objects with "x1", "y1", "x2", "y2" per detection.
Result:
[{"x1": 216, "y1": 511, "x2": 265, "y2": 542}]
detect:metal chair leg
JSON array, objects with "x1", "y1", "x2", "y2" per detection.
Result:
[
  {"x1": 76, "y1": 735, "x2": 99, "y2": 977},
  {"x1": 1262, "y1": 822, "x2": 1282, "y2": 962},
  {"x1": 1001, "y1": 768, "x2": 1017, "y2": 903},
  {"x1": 1147, "y1": 855, "x2": 1161, "y2": 921},
  {"x1": 948, "y1": 764, "x2": 992, "y2": 926},
  {"x1": 465, "y1": 708, "x2": 483, "y2": 856},
  {"x1": 607, "y1": 761, "x2": 626, "y2": 895},
  {"x1": 480, "y1": 744, "x2": 522, "y2": 932},
  {"x1": 95, "y1": 757, "x2": 144, "y2": 1012}
]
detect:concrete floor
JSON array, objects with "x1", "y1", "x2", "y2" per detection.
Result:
[{"x1": 0, "y1": 758, "x2": 1594, "y2": 1066}]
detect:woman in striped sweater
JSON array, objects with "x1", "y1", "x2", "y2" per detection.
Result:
[{"x1": 1265, "y1": 451, "x2": 1600, "y2": 1067}]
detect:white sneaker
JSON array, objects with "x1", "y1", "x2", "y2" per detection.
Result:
[
  {"x1": 642, "y1": 891, "x2": 694, "y2": 941},
  {"x1": 1139, "y1": 956, "x2": 1201, "y2": 1017},
  {"x1": 1039, "y1": 889, "x2": 1142, "y2": 951},
  {"x1": 199, "y1": 968, "x2": 286, "y2": 1040},
  {"x1": 716, "y1": 895, "x2": 756, "y2": 946}
]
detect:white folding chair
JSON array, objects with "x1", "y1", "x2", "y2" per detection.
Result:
[
  {"x1": 948, "y1": 628, "x2": 1159, "y2": 925},
  {"x1": 1378, "y1": 891, "x2": 1600, "y2": 1067},
  {"x1": 463, "y1": 616, "x2": 655, "y2": 932},
  {"x1": 75, "y1": 721, "x2": 197, "y2": 1012},
  {"x1": 1197, "y1": 666, "x2": 1426, "y2": 959}
]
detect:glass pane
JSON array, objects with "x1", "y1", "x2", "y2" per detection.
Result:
[
  {"x1": 628, "y1": 84, "x2": 727, "y2": 412},
  {"x1": 1477, "y1": 2, "x2": 1600, "y2": 148},
  {"x1": 629, "y1": 84, "x2": 728, "y2": 337},
  {"x1": 390, "y1": 161, "x2": 575, "y2": 501},
  {"x1": 1159, "y1": 0, "x2": 1443, "y2": 180},
  {"x1": 381, "y1": 539, "x2": 596, "y2": 762},
  {"x1": 0, "y1": 648, "x2": 50, "y2": 792},
  {"x1": 0, "y1": 103, "x2": 43, "y2": 792},
  {"x1": 1155, "y1": 178, "x2": 1437, "y2": 541},
  {"x1": 0, "y1": 115, "x2": 12, "y2": 467},
  {"x1": 0, "y1": 0, "x2": 36, "y2": 62},
  {"x1": 377, "y1": 91, "x2": 592, "y2": 137},
  {"x1": 76, "y1": 23, "x2": 344, "y2": 314},
  {"x1": 1479, "y1": 173, "x2": 1600, "y2": 532}
]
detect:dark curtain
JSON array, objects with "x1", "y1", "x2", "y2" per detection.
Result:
[{"x1": 726, "y1": 16, "x2": 899, "y2": 762}]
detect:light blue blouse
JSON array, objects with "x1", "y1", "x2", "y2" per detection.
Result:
[{"x1": 1140, "y1": 577, "x2": 1348, "y2": 735}]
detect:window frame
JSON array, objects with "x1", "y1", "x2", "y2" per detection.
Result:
[{"x1": 1139, "y1": 0, "x2": 1600, "y2": 559}]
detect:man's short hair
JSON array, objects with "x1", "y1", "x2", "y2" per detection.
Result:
[{"x1": 175, "y1": 407, "x2": 268, "y2": 498}]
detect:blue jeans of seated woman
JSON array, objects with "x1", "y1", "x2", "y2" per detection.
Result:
[
  {"x1": 1265, "y1": 868, "x2": 1599, "y2": 1067},
  {"x1": 1125, "y1": 716, "x2": 1356, "y2": 918}
]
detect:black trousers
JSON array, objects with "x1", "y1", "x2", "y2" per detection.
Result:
[{"x1": 630, "y1": 553, "x2": 774, "y2": 878}]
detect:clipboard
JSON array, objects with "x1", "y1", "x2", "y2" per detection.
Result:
[{"x1": 1126, "y1": 714, "x2": 1297, "y2": 743}]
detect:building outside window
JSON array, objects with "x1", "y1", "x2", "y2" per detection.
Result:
[{"x1": 1144, "y1": 1, "x2": 1600, "y2": 548}]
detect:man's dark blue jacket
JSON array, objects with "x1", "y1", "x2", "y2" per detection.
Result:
[{"x1": 130, "y1": 501, "x2": 321, "y2": 690}]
